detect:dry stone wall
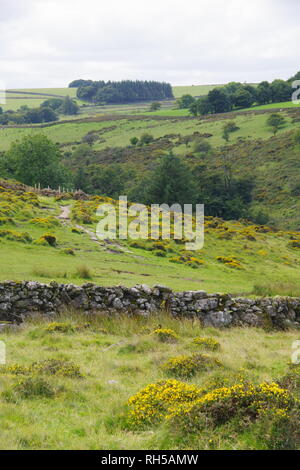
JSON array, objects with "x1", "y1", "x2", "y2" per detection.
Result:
[{"x1": 0, "y1": 281, "x2": 300, "y2": 329}]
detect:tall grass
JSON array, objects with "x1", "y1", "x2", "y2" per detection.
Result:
[
  {"x1": 252, "y1": 282, "x2": 300, "y2": 297},
  {"x1": 0, "y1": 310, "x2": 299, "y2": 449}
]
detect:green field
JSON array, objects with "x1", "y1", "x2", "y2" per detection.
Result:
[
  {"x1": 0, "y1": 109, "x2": 297, "y2": 152},
  {"x1": 0, "y1": 313, "x2": 299, "y2": 450},
  {"x1": 9, "y1": 88, "x2": 78, "y2": 97},
  {"x1": 172, "y1": 84, "x2": 224, "y2": 98},
  {"x1": 1, "y1": 88, "x2": 81, "y2": 111},
  {"x1": 240, "y1": 101, "x2": 300, "y2": 112}
]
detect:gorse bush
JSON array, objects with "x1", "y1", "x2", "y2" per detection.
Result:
[
  {"x1": 35, "y1": 233, "x2": 57, "y2": 247},
  {"x1": 170, "y1": 254, "x2": 204, "y2": 268},
  {"x1": 192, "y1": 337, "x2": 221, "y2": 351},
  {"x1": 217, "y1": 256, "x2": 242, "y2": 269},
  {"x1": 0, "y1": 359, "x2": 82, "y2": 379},
  {"x1": 288, "y1": 240, "x2": 300, "y2": 249},
  {"x1": 168, "y1": 382, "x2": 294, "y2": 430},
  {"x1": 61, "y1": 248, "x2": 75, "y2": 256},
  {"x1": 30, "y1": 217, "x2": 59, "y2": 228},
  {"x1": 128, "y1": 379, "x2": 203, "y2": 428},
  {"x1": 152, "y1": 328, "x2": 178, "y2": 343},
  {"x1": 71, "y1": 200, "x2": 98, "y2": 224},
  {"x1": 45, "y1": 322, "x2": 77, "y2": 333},
  {"x1": 0, "y1": 364, "x2": 32, "y2": 375},
  {"x1": 0, "y1": 216, "x2": 15, "y2": 225},
  {"x1": 0, "y1": 229, "x2": 32, "y2": 243},
  {"x1": 161, "y1": 354, "x2": 222, "y2": 378}
]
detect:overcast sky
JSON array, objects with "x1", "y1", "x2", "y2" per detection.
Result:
[{"x1": 0, "y1": 0, "x2": 299, "y2": 89}]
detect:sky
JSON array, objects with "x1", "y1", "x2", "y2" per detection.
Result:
[{"x1": 0, "y1": 0, "x2": 299, "y2": 89}]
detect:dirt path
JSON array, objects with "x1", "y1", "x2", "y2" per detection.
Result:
[
  {"x1": 57, "y1": 205, "x2": 133, "y2": 254},
  {"x1": 58, "y1": 205, "x2": 72, "y2": 220}
]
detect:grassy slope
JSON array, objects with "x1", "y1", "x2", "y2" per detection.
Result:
[
  {"x1": 172, "y1": 84, "x2": 224, "y2": 98},
  {"x1": 0, "y1": 109, "x2": 298, "y2": 152},
  {"x1": 1, "y1": 187, "x2": 300, "y2": 294},
  {"x1": 0, "y1": 313, "x2": 299, "y2": 450},
  {"x1": 1, "y1": 109, "x2": 300, "y2": 231}
]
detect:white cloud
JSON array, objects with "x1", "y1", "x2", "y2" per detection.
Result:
[{"x1": 0, "y1": 0, "x2": 299, "y2": 88}]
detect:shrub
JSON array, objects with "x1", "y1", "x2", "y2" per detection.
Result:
[
  {"x1": 31, "y1": 359, "x2": 82, "y2": 378},
  {"x1": 254, "y1": 407, "x2": 300, "y2": 450},
  {"x1": 152, "y1": 328, "x2": 178, "y2": 343},
  {"x1": 128, "y1": 239, "x2": 149, "y2": 250},
  {"x1": 61, "y1": 248, "x2": 75, "y2": 256},
  {"x1": 30, "y1": 217, "x2": 59, "y2": 228},
  {"x1": 71, "y1": 227, "x2": 83, "y2": 234},
  {"x1": 71, "y1": 200, "x2": 98, "y2": 224},
  {"x1": 45, "y1": 322, "x2": 76, "y2": 333},
  {"x1": 5, "y1": 376, "x2": 55, "y2": 399},
  {"x1": 161, "y1": 354, "x2": 222, "y2": 378},
  {"x1": 0, "y1": 364, "x2": 31, "y2": 375},
  {"x1": 139, "y1": 133, "x2": 154, "y2": 145},
  {"x1": 154, "y1": 249, "x2": 167, "y2": 257},
  {"x1": 192, "y1": 337, "x2": 221, "y2": 351},
  {"x1": 0, "y1": 229, "x2": 32, "y2": 243},
  {"x1": 36, "y1": 233, "x2": 57, "y2": 247},
  {"x1": 217, "y1": 256, "x2": 242, "y2": 269},
  {"x1": 1, "y1": 359, "x2": 82, "y2": 378},
  {"x1": 288, "y1": 240, "x2": 300, "y2": 249},
  {"x1": 0, "y1": 216, "x2": 14, "y2": 225},
  {"x1": 170, "y1": 255, "x2": 204, "y2": 268},
  {"x1": 278, "y1": 364, "x2": 300, "y2": 393},
  {"x1": 130, "y1": 136, "x2": 139, "y2": 146},
  {"x1": 168, "y1": 382, "x2": 294, "y2": 431},
  {"x1": 128, "y1": 379, "x2": 203, "y2": 428}
]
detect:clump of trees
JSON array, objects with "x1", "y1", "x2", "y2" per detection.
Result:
[
  {"x1": 0, "y1": 135, "x2": 72, "y2": 188},
  {"x1": 0, "y1": 105, "x2": 58, "y2": 125},
  {"x1": 189, "y1": 71, "x2": 299, "y2": 116},
  {"x1": 40, "y1": 96, "x2": 79, "y2": 116},
  {"x1": 0, "y1": 96, "x2": 78, "y2": 125},
  {"x1": 176, "y1": 94, "x2": 196, "y2": 109},
  {"x1": 149, "y1": 102, "x2": 161, "y2": 111},
  {"x1": 129, "y1": 152, "x2": 253, "y2": 220},
  {"x1": 72, "y1": 80, "x2": 174, "y2": 104}
]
